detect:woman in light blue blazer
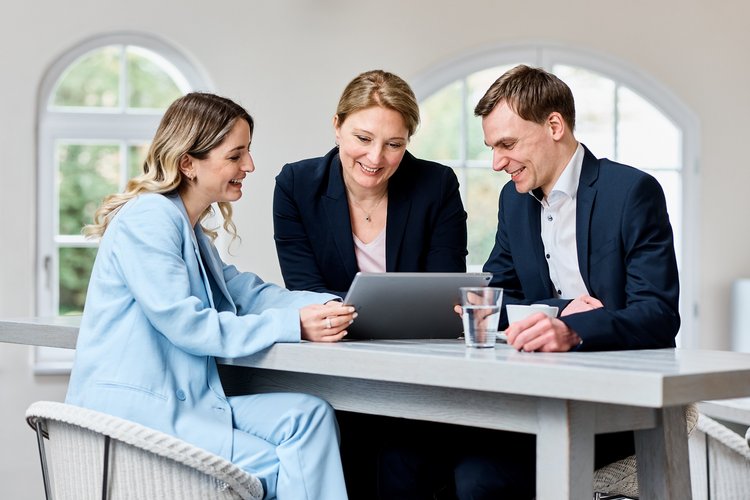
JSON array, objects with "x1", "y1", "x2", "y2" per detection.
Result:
[{"x1": 65, "y1": 93, "x2": 355, "y2": 500}]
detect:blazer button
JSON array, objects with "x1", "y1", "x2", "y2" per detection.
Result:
[{"x1": 176, "y1": 389, "x2": 186, "y2": 401}]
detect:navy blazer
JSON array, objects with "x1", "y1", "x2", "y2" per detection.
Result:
[
  {"x1": 274, "y1": 147, "x2": 468, "y2": 297},
  {"x1": 484, "y1": 145, "x2": 680, "y2": 351}
]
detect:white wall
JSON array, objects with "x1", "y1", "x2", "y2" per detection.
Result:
[{"x1": 3, "y1": 0, "x2": 750, "y2": 496}]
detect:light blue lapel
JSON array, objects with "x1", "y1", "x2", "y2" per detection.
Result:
[
  {"x1": 576, "y1": 145, "x2": 599, "y2": 290},
  {"x1": 195, "y1": 230, "x2": 235, "y2": 312},
  {"x1": 166, "y1": 193, "x2": 234, "y2": 311}
]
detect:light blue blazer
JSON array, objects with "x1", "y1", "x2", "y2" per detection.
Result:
[{"x1": 66, "y1": 192, "x2": 337, "y2": 461}]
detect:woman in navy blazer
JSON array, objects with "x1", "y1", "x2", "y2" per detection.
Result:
[
  {"x1": 66, "y1": 93, "x2": 355, "y2": 500},
  {"x1": 273, "y1": 70, "x2": 468, "y2": 499},
  {"x1": 273, "y1": 70, "x2": 468, "y2": 298}
]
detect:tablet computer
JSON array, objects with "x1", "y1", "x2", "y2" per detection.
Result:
[{"x1": 343, "y1": 272, "x2": 493, "y2": 340}]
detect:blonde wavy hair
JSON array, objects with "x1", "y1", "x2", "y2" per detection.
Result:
[{"x1": 84, "y1": 92, "x2": 254, "y2": 241}]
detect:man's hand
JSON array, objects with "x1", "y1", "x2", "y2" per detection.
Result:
[
  {"x1": 505, "y1": 313, "x2": 581, "y2": 352},
  {"x1": 299, "y1": 303, "x2": 357, "y2": 342},
  {"x1": 561, "y1": 294, "x2": 603, "y2": 316}
]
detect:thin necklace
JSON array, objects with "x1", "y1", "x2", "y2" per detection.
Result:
[{"x1": 349, "y1": 191, "x2": 387, "y2": 222}]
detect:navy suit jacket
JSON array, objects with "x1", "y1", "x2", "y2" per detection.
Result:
[
  {"x1": 484, "y1": 145, "x2": 680, "y2": 351},
  {"x1": 274, "y1": 147, "x2": 468, "y2": 297}
]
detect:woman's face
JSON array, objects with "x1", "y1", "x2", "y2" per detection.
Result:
[
  {"x1": 183, "y1": 119, "x2": 254, "y2": 208},
  {"x1": 334, "y1": 106, "x2": 409, "y2": 192}
]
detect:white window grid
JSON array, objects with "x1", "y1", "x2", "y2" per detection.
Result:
[{"x1": 36, "y1": 32, "x2": 212, "y2": 373}]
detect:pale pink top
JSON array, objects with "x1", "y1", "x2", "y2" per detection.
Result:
[{"x1": 353, "y1": 227, "x2": 386, "y2": 273}]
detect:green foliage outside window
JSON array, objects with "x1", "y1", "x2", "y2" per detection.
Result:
[
  {"x1": 466, "y1": 67, "x2": 510, "y2": 162},
  {"x1": 56, "y1": 143, "x2": 118, "y2": 315},
  {"x1": 51, "y1": 45, "x2": 183, "y2": 110},
  {"x1": 410, "y1": 74, "x2": 507, "y2": 267},
  {"x1": 411, "y1": 82, "x2": 461, "y2": 161},
  {"x1": 59, "y1": 247, "x2": 98, "y2": 315},
  {"x1": 127, "y1": 49, "x2": 182, "y2": 109},
  {"x1": 128, "y1": 144, "x2": 149, "y2": 178},
  {"x1": 55, "y1": 143, "x2": 150, "y2": 315},
  {"x1": 57, "y1": 144, "x2": 120, "y2": 235},
  {"x1": 50, "y1": 43, "x2": 181, "y2": 314},
  {"x1": 52, "y1": 47, "x2": 120, "y2": 108},
  {"x1": 466, "y1": 169, "x2": 509, "y2": 265}
]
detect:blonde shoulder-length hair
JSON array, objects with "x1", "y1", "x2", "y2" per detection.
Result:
[
  {"x1": 335, "y1": 69, "x2": 420, "y2": 138},
  {"x1": 84, "y1": 92, "x2": 254, "y2": 241}
]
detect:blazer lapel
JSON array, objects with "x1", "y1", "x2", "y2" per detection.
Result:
[
  {"x1": 195, "y1": 230, "x2": 235, "y2": 312},
  {"x1": 576, "y1": 145, "x2": 599, "y2": 290},
  {"x1": 167, "y1": 194, "x2": 222, "y2": 310},
  {"x1": 323, "y1": 154, "x2": 359, "y2": 279},
  {"x1": 385, "y1": 156, "x2": 413, "y2": 271}
]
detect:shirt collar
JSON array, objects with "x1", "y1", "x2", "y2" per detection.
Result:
[{"x1": 531, "y1": 143, "x2": 584, "y2": 204}]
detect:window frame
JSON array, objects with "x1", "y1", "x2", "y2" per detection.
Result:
[
  {"x1": 411, "y1": 42, "x2": 700, "y2": 347},
  {"x1": 36, "y1": 32, "x2": 212, "y2": 373}
]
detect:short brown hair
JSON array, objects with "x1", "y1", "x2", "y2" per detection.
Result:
[
  {"x1": 336, "y1": 70, "x2": 420, "y2": 138},
  {"x1": 474, "y1": 65, "x2": 575, "y2": 131}
]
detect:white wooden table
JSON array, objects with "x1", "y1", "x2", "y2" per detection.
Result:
[
  {"x1": 221, "y1": 341, "x2": 750, "y2": 500},
  {"x1": 0, "y1": 316, "x2": 79, "y2": 348},
  {"x1": 6, "y1": 317, "x2": 750, "y2": 499}
]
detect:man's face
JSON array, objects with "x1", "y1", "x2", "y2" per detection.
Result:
[{"x1": 481, "y1": 101, "x2": 559, "y2": 195}]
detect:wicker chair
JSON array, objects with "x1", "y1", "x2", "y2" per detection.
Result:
[
  {"x1": 688, "y1": 413, "x2": 750, "y2": 500},
  {"x1": 591, "y1": 404, "x2": 700, "y2": 499},
  {"x1": 26, "y1": 401, "x2": 264, "y2": 500}
]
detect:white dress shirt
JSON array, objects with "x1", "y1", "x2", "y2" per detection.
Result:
[{"x1": 533, "y1": 143, "x2": 589, "y2": 299}]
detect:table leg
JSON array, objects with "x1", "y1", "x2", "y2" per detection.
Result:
[
  {"x1": 536, "y1": 399, "x2": 595, "y2": 500},
  {"x1": 634, "y1": 405, "x2": 692, "y2": 499}
]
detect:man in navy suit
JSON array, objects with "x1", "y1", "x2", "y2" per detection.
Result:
[
  {"x1": 379, "y1": 65, "x2": 680, "y2": 499},
  {"x1": 479, "y1": 64, "x2": 679, "y2": 354}
]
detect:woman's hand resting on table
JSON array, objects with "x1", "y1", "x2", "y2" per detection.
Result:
[{"x1": 300, "y1": 302, "x2": 357, "y2": 342}]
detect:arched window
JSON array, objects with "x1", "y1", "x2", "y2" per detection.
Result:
[
  {"x1": 410, "y1": 44, "x2": 699, "y2": 346},
  {"x1": 36, "y1": 33, "x2": 211, "y2": 372}
]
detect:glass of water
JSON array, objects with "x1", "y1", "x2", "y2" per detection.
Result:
[{"x1": 460, "y1": 287, "x2": 503, "y2": 348}]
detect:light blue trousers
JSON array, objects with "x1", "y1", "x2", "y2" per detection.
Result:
[{"x1": 228, "y1": 392, "x2": 348, "y2": 499}]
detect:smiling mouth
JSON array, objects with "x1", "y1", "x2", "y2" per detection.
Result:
[
  {"x1": 357, "y1": 161, "x2": 381, "y2": 174},
  {"x1": 508, "y1": 166, "x2": 525, "y2": 178},
  {"x1": 229, "y1": 178, "x2": 243, "y2": 185}
]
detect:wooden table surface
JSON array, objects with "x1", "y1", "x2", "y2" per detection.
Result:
[{"x1": 7, "y1": 316, "x2": 750, "y2": 499}]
